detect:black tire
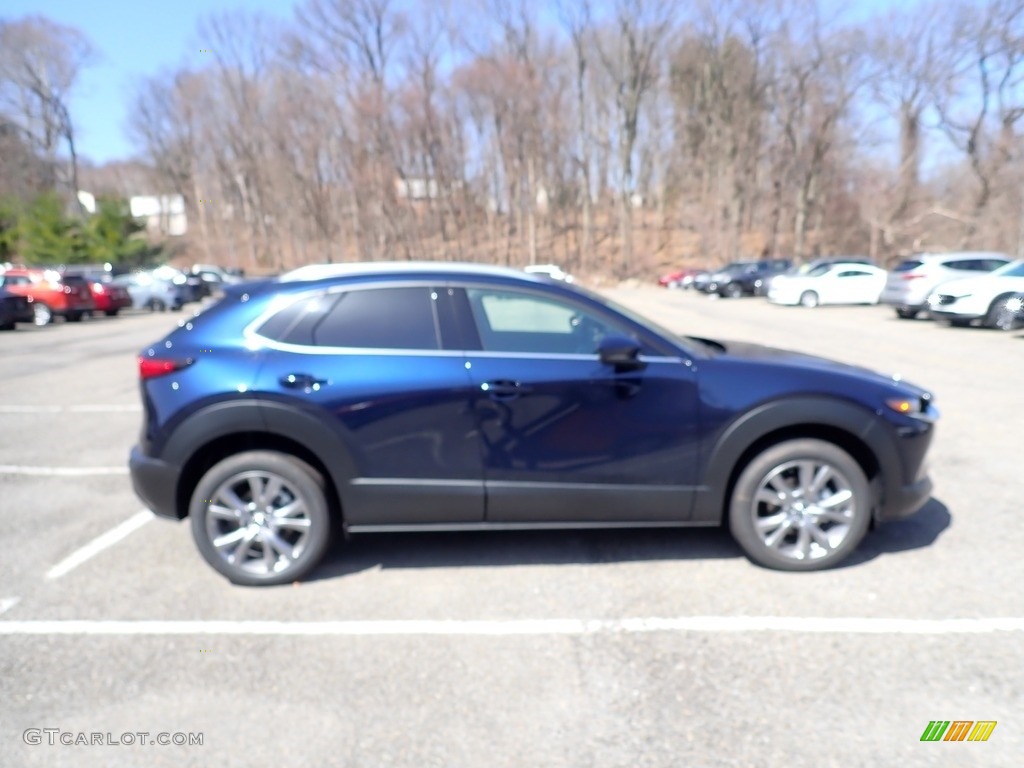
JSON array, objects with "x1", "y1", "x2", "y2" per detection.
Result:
[
  {"x1": 66, "y1": 311, "x2": 84, "y2": 322},
  {"x1": 725, "y1": 283, "x2": 744, "y2": 299},
  {"x1": 895, "y1": 307, "x2": 918, "y2": 319},
  {"x1": 728, "y1": 438, "x2": 871, "y2": 571},
  {"x1": 0, "y1": 320, "x2": 14, "y2": 331},
  {"x1": 799, "y1": 291, "x2": 820, "y2": 308},
  {"x1": 104, "y1": 309, "x2": 119, "y2": 317},
  {"x1": 189, "y1": 451, "x2": 333, "y2": 586},
  {"x1": 985, "y1": 293, "x2": 1016, "y2": 329}
]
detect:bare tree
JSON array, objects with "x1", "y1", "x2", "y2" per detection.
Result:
[
  {"x1": 0, "y1": 16, "x2": 94, "y2": 207},
  {"x1": 593, "y1": 0, "x2": 674, "y2": 273}
]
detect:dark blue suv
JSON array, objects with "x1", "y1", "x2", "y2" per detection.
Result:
[{"x1": 129, "y1": 263, "x2": 938, "y2": 585}]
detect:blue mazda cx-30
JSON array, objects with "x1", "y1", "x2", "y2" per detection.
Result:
[{"x1": 129, "y1": 262, "x2": 938, "y2": 585}]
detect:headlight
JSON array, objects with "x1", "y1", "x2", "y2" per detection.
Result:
[{"x1": 885, "y1": 394, "x2": 932, "y2": 417}]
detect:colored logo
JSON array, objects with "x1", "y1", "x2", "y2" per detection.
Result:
[{"x1": 920, "y1": 720, "x2": 997, "y2": 742}]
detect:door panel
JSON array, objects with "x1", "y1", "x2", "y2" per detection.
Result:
[
  {"x1": 251, "y1": 286, "x2": 484, "y2": 525},
  {"x1": 458, "y1": 286, "x2": 701, "y2": 523}
]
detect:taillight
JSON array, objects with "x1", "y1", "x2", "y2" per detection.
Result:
[
  {"x1": 94, "y1": 284, "x2": 106, "y2": 294},
  {"x1": 900, "y1": 274, "x2": 926, "y2": 280},
  {"x1": 138, "y1": 357, "x2": 192, "y2": 380}
]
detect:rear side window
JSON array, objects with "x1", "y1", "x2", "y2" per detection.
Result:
[
  {"x1": 258, "y1": 287, "x2": 440, "y2": 349},
  {"x1": 894, "y1": 260, "x2": 923, "y2": 272},
  {"x1": 315, "y1": 287, "x2": 439, "y2": 349}
]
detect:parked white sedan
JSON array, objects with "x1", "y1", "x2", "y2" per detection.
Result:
[{"x1": 768, "y1": 263, "x2": 887, "y2": 307}]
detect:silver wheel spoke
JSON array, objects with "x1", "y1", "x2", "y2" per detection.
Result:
[
  {"x1": 797, "y1": 461, "x2": 816, "y2": 495},
  {"x1": 262, "y1": 538, "x2": 276, "y2": 571},
  {"x1": 755, "y1": 511, "x2": 789, "y2": 534},
  {"x1": 819, "y1": 489, "x2": 853, "y2": 509},
  {"x1": 795, "y1": 525, "x2": 812, "y2": 559},
  {"x1": 809, "y1": 465, "x2": 833, "y2": 496},
  {"x1": 756, "y1": 488, "x2": 786, "y2": 508},
  {"x1": 818, "y1": 508, "x2": 852, "y2": 524},
  {"x1": 274, "y1": 516, "x2": 311, "y2": 531},
  {"x1": 247, "y1": 477, "x2": 263, "y2": 505},
  {"x1": 273, "y1": 500, "x2": 306, "y2": 519},
  {"x1": 765, "y1": 520, "x2": 793, "y2": 548},
  {"x1": 261, "y1": 476, "x2": 283, "y2": 507},
  {"x1": 217, "y1": 488, "x2": 248, "y2": 513},
  {"x1": 208, "y1": 504, "x2": 240, "y2": 521},
  {"x1": 230, "y1": 529, "x2": 258, "y2": 564},
  {"x1": 807, "y1": 524, "x2": 834, "y2": 551},
  {"x1": 212, "y1": 528, "x2": 247, "y2": 550},
  {"x1": 262, "y1": 529, "x2": 296, "y2": 561}
]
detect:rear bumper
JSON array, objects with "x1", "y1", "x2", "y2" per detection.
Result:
[{"x1": 129, "y1": 445, "x2": 183, "y2": 519}]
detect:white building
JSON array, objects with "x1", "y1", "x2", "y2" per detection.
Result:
[{"x1": 130, "y1": 194, "x2": 187, "y2": 236}]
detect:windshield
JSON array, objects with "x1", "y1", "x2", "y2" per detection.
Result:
[
  {"x1": 992, "y1": 260, "x2": 1024, "y2": 278},
  {"x1": 570, "y1": 284, "x2": 696, "y2": 352}
]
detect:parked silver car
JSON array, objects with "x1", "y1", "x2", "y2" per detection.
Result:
[
  {"x1": 112, "y1": 271, "x2": 184, "y2": 311},
  {"x1": 880, "y1": 252, "x2": 1010, "y2": 319}
]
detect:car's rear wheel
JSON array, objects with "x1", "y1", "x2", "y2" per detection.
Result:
[
  {"x1": 895, "y1": 307, "x2": 918, "y2": 319},
  {"x1": 985, "y1": 293, "x2": 1017, "y2": 329},
  {"x1": 728, "y1": 439, "x2": 871, "y2": 571},
  {"x1": 189, "y1": 451, "x2": 333, "y2": 586},
  {"x1": 799, "y1": 291, "x2": 820, "y2": 308},
  {"x1": 66, "y1": 311, "x2": 84, "y2": 322},
  {"x1": 104, "y1": 309, "x2": 119, "y2": 317},
  {"x1": 33, "y1": 303, "x2": 52, "y2": 326}
]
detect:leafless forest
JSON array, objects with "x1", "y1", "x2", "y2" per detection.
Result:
[{"x1": 5, "y1": 0, "x2": 1024, "y2": 275}]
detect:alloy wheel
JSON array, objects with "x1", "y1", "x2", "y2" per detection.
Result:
[{"x1": 749, "y1": 459, "x2": 856, "y2": 563}]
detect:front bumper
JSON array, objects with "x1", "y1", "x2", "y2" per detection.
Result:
[
  {"x1": 129, "y1": 445, "x2": 183, "y2": 519},
  {"x1": 875, "y1": 474, "x2": 933, "y2": 523}
]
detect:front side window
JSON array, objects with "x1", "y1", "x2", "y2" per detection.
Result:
[{"x1": 466, "y1": 288, "x2": 626, "y2": 354}]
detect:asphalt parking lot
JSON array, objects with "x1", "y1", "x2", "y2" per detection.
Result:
[{"x1": 1, "y1": 290, "x2": 1022, "y2": 767}]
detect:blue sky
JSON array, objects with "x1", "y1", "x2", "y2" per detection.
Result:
[
  {"x1": 11, "y1": 0, "x2": 912, "y2": 166},
  {"x1": 8, "y1": 0, "x2": 292, "y2": 164}
]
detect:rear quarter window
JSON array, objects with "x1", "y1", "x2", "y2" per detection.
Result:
[
  {"x1": 257, "y1": 287, "x2": 440, "y2": 350},
  {"x1": 894, "y1": 260, "x2": 923, "y2": 272}
]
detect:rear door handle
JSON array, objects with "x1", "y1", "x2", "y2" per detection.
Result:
[
  {"x1": 280, "y1": 373, "x2": 328, "y2": 390},
  {"x1": 482, "y1": 379, "x2": 530, "y2": 400}
]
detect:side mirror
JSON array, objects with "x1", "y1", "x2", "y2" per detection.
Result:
[{"x1": 598, "y1": 335, "x2": 645, "y2": 371}]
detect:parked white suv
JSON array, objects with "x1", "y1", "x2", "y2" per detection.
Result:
[
  {"x1": 927, "y1": 260, "x2": 1024, "y2": 328},
  {"x1": 880, "y1": 252, "x2": 1010, "y2": 319}
]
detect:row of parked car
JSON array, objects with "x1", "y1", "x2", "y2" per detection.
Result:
[
  {"x1": 659, "y1": 252, "x2": 1024, "y2": 330},
  {"x1": 0, "y1": 263, "x2": 244, "y2": 330}
]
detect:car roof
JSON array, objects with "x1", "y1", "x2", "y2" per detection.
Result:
[
  {"x1": 907, "y1": 251, "x2": 1009, "y2": 262},
  {"x1": 278, "y1": 261, "x2": 550, "y2": 285}
]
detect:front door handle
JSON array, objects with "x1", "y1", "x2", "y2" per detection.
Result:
[
  {"x1": 280, "y1": 373, "x2": 328, "y2": 390},
  {"x1": 482, "y1": 379, "x2": 530, "y2": 400}
]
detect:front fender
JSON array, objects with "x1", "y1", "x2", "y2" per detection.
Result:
[{"x1": 692, "y1": 396, "x2": 901, "y2": 523}]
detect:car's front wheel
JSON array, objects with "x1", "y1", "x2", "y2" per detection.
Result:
[
  {"x1": 985, "y1": 293, "x2": 1017, "y2": 330},
  {"x1": 895, "y1": 307, "x2": 918, "y2": 319},
  {"x1": 799, "y1": 291, "x2": 820, "y2": 308},
  {"x1": 728, "y1": 439, "x2": 871, "y2": 571},
  {"x1": 189, "y1": 451, "x2": 333, "y2": 586}
]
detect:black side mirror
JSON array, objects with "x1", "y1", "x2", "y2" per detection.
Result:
[{"x1": 598, "y1": 335, "x2": 645, "y2": 371}]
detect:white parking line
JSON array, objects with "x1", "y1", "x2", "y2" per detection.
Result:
[
  {"x1": 0, "y1": 465, "x2": 129, "y2": 476},
  {"x1": 0, "y1": 598, "x2": 19, "y2": 616},
  {"x1": 0, "y1": 405, "x2": 141, "y2": 413},
  {"x1": 0, "y1": 616, "x2": 1022, "y2": 636},
  {"x1": 46, "y1": 511, "x2": 154, "y2": 580}
]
